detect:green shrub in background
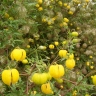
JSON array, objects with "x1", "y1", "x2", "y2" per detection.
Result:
[{"x1": 0, "y1": 0, "x2": 96, "y2": 96}]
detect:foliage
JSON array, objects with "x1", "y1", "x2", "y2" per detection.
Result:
[{"x1": 0, "y1": 0, "x2": 96, "y2": 96}]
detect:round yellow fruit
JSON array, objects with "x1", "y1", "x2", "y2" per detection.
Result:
[
  {"x1": 65, "y1": 59, "x2": 75, "y2": 69},
  {"x1": 2, "y1": 69, "x2": 19, "y2": 86}
]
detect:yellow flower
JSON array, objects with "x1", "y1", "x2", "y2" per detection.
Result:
[
  {"x1": 10, "y1": 48, "x2": 26, "y2": 61},
  {"x1": 52, "y1": 17, "x2": 56, "y2": 21},
  {"x1": 27, "y1": 45, "x2": 30, "y2": 48},
  {"x1": 51, "y1": 0, "x2": 53, "y2": 2},
  {"x1": 49, "y1": 44, "x2": 54, "y2": 49},
  {"x1": 62, "y1": 40, "x2": 67, "y2": 45},
  {"x1": 59, "y1": 50, "x2": 67, "y2": 58},
  {"x1": 63, "y1": 18, "x2": 69, "y2": 23},
  {"x1": 60, "y1": 23, "x2": 63, "y2": 27},
  {"x1": 33, "y1": 91, "x2": 37, "y2": 95},
  {"x1": 90, "y1": 66, "x2": 94, "y2": 69},
  {"x1": 89, "y1": 56, "x2": 93, "y2": 58},
  {"x1": 68, "y1": 11, "x2": 74, "y2": 15},
  {"x1": 35, "y1": 4, "x2": 40, "y2": 7},
  {"x1": 42, "y1": 18, "x2": 46, "y2": 22},
  {"x1": 63, "y1": 22, "x2": 68, "y2": 26},
  {"x1": 48, "y1": 21, "x2": 52, "y2": 25},
  {"x1": 37, "y1": 0, "x2": 42, "y2": 4},
  {"x1": 66, "y1": 5, "x2": 70, "y2": 9},
  {"x1": 92, "y1": 75, "x2": 96, "y2": 85},
  {"x1": 2, "y1": 69, "x2": 19, "y2": 86},
  {"x1": 4, "y1": 13, "x2": 9, "y2": 18},
  {"x1": 9, "y1": 17, "x2": 14, "y2": 20},
  {"x1": 31, "y1": 91, "x2": 37, "y2": 95},
  {"x1": 92, "y1": 62, "x2": 94, "y2": 64},
  {"x1": 60, "y1": 85, "x2": 64, "y2": 89},
  {"x1": 72, "y1": 90, "x2": 77, "y2": 96},
  {"x1": 58, "y1": 1, "x2": 63, "y2": 6},
  {"x1": 77, "y1": 27, "x2": 80, "y2": 30},
  {"x1": 86, "y1": 62, "x2": 90, "y2": 66},
  {"x1": 22, "y1": 59, "x2": 28, "y2": 64},
  {"x1": 64, "y1": 3, "x2": 67, "y2": 7},
  {"x1": 65, "y1": 59, "x2": 75, "y2": 69},
  {"x1": 41, "y1": 83, "x2": 53, "y2": 94},
  {"x1": 68, "y1": 53, "x2": 74, "y2": 59},
  {"x1": 54, "y1": 41, "x2": 59, "y2": 46},
  {"x1": 76, "y1": 57, "x2": 79, "y2": 60},
  {"x1": 85, "y1": 0, "x2": 90, "y2": 3},
  {"x1": 38, "y1": 7, "x2": 43, "y2": 11},
  {"x1": 85, "y1": 94, "x2": 90, "y2": 96}
]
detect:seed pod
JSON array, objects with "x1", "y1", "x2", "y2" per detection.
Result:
[{"x1": 82, "y1": 43, "x2": 87, "y2": 48}]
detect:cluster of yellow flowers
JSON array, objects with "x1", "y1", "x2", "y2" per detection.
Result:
[{"x1": 36, "y1": 0, "x2": 43, "y2": 11}]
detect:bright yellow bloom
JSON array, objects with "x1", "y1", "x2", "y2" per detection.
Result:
[
  {"x1": 62, "y1": 40, "x2": 67, "y2": 45},
  {"x1": 72, "y1": 90, "x2": 77, "y2": 96},
  {"x1": 59, "y1": 50, "x2": 67, "y2": 58},
  {"x1": 63, "y1": 22, "x2": 68, "y2": 26},
  {"x1": 27, "y1": 45, "x2": 30, "y2": 48},
  {"x1": 86, "y1": 62, "x2": 90, "y2": 66},
  {"x1": 68, "y1": 11, "x2": 74, "y2": 15},
  {"x1": 58, "y1": 1, "x2": 63, "y2": 6},
  {"x1": 37, "y1": 0, "x2": 42, "y2": 4},
  {"x1": 22, "y1": 59, "x2": 28, "y2": 64},
  {"x1": 63, "y1": 18, "x2": 69, "y2": 23},
  {"x1": 89, "y1": 56, "x2": 93, "y2": 58},
  {"x1": 64, "y1": 3, "x2": 67, "y2": 7},
  {"x1": 54, "y1": 41, "x2": 59, "y2": 46},
  {"x1": 36, "y1": 4, "x2": 40, "y2": 7},
  {"x1": 85, "y1": 0, "x2": 90, "y2": 3},
  {"x1": 49, "y1": 44, "x2": 54, "y2": 49},
  {"x1": 66, "y1": 5, "x2": 70, "y2": 9},
  {"x1": 38, "y1": 7, "x2": 43, "y2": 11},
  {"x1": 9, "y1": 17, "x2": 14, "y2": 20},
  {"x1": 90, "y1": 66, "x2": 94, "y2": 69},
  {"x1": 4, "y1": 13, "x2": 9, "y2": 18}
]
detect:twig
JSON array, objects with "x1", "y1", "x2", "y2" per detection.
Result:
[
  {"x1": 64, "y1": 70, "x2": 96, "y2": 95},
  {"x1": 51, "y1": 55, "x2": 59, "y2": 64},
  {"x1": 63, "y1": 78, "x2": 76, "y2": 85},
  {"x1": 24, "y1": 64, "x2": 36, "y2": 94}
]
